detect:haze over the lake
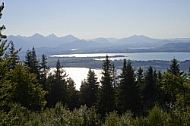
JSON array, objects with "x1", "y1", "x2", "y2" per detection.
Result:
[{"x1": 2, "y1": 0, "x2": 190, "y2": 39}]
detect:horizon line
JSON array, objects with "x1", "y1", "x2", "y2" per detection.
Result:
[{"x1": 7, "y1": 33, "x2": 190, "y2": 40}]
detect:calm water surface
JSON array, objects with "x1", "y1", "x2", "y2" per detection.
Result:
[
  {"x1": 49, "y1": 67, "x2": 102, "y2": 90},
  {"x1": 50, "y1": 52, "x2": 190, "y2": 61},
  {"x1": 49, "y1": 52, "x2": 190, "y2": 90}
]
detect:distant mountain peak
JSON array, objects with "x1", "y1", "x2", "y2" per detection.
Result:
[
  {"x1": 32, "y1": 33, "x2": 43, "y2": 37},
  {"x1": 91, "y1": 37, "x2": 109, "y2": 44},
  {"x1": 61, "y1": 35, "x2": 79, "y2": 42},
  {"x1": 64, "y1": 34, "x2": 78, "y2": 39},
  {"x1": 47, "y1": 34, "x2": 58, "y2": 39},
  {"x1": 7, "y1": 33, "x2": 190, "y2": 54},
  {"x1": 47, "y1": 33, "x2": 57, "y2": 37},
  {"x1": 129, "y1": 35, "x2": 152, "y2": 39},
  {"x1": 29, "y1": 33, "x2": 45, "y2": 39}
]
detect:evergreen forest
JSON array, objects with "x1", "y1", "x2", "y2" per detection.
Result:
[{"x1": 1, "y1": 3, "x2": 190, "y2": 125}]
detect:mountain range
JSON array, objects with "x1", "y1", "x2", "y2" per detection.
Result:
[{"x1": 8, "y1": 33, "x2": 190, "y2": 56}]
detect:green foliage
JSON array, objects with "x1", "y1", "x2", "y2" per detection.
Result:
[
  {"x1": 168, "y1": 58, "x2": 181, "y2": 75},
  {"x1": 0, "y1": 76, "x2": 13, "y2": 111},
  {"x1": 46, "y1": 59, "x2": 68, "y2": 107},
  {"x1": 7, "y1": 64, "x2": 47, "y2": 111},
  {"x1": 67, "y1": 77, "x2": 80, "y2": 110},
  {"x1": 80, "y1": 106, "x2": 101, "y2": 126},
  {"x1": 117, "y1": 59, "x2": 140, "y2": 114},
  {"x1": 2, "y1": 103, "x2": 101, "y2": 126},
  {"x1": 143, "y1": 66, "x2": 158, "y2": 112},
  {"x1": 0, "y1": 103, "x2": 30, "y2": 126},
  {"x1": 24, "y1": 47, "x2": 40, "y2": 79},
  {"x1": 0, "y1": 3, "x2": 6, "y2": 39},
  {"x1": 169, "y1": 106, "x2": 190, "y2": 125},
  {"x1": 80, "y1": 68, "x2": 99, "y2": 107},
  {"x1": 182, "y1": 80, "x2": 190, "y2": 106},
  {"x1": 6, "y1": 41, "x2": 20, "y2": 69},
  {"x1": 0, "y1": 3, "x2": 23, "y2": 112},
  {"x1": 98, "y1": 55, "x2": 115, "y2": 116},
  {"x1": 39, "y1": 54, "x2": 49, "y2": 90},
  {"x1": 103, "y1": 111, "x2": 146, "y2": 126},
  {"x1": 136, "y1": 67, "x2": 145, "y2": 114},
  {"x1": 1, "y1": 102, "x2": 190, "y2": 125},
  {"x1": 136, "y1": 67, "x2": 144, "y2": 86},
  {"x1": 103, "y1": 111, "x2": 120, "y2": 126},
  {"x1": 161, "y1": 72, "x2": 186, "y2": 106},
  {"x1": 147, "y1": 105, "x2": 170, "y2": 126},
  {"x1": 1, "y1": 3, "x2": 190, "y2": 124}
]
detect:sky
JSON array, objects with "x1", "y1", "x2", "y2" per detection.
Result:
[{"x1": 1, "y1": 0, "x2": 190, "y2": 39}]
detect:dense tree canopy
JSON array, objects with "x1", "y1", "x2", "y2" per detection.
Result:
[
  {"x1": 117, "y1": 59, "x2": 139, "y2": 114},
  {"x1": 1, "y1": 2, "x2": 190, "y2": 125},
  {"x1": 39, "y1": 54, "x2": 49, "y2": 90},
  {"x1": 46, "y1": 59, "x2": 67, "y2": 107},
  {"x1": 168, "y1": 58, "x2": 181, "y2": 75},
  {"x1": 80, "y1": 69, "x2": 99, "y2": 107},
  {"x1": 0, "y1": 3, "x2": 46, "y2": 112},
  {"x1": 143, "y1": 66, "x2": 158, "y2": 112},
  {"x1": 98, "y1": 55, "x2": 115, "y2": 115},
  {"x1": 24, "y1": 47, "x2": 40, "y2": 79},
  {"x1": 7, "y1": 64, "x2": 47, "y2": 111}
]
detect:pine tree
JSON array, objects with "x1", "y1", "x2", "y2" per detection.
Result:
[
  {"x1": 39, "y1": 54, "x2": 49, "y2": 90},
  {"x1": 24, "y1": 47, "x2": 40, "y2": 79},
  {"x1": 0, "y1": 3, "x2": 45, "y2": 112},
  {"x1": 0, "y1": 3, "x2": 6, "y2": 39},
  {"x1": 98, "y1": 55, "x2": 115, "y2": 116},
  {"x1": 46, "y1": 59, "x2": 67, "y2": 107},
  {"x1": 136, "y1": 67, "x2": 144, "y2": 86},
  {"x1": 80, "y1": 68, "x2": 99, "y2": 107},
  {"x1": 143, "y1": 66, "x2": 158, "y2": 112},
  {"x1": 136, "y1": 67, "x2": 145, "y2": 114},
  {"x1": 6, "y1": 41, "x2": 20, "y2": 69},
  {"x1": 118, "y1": 59, "x2": 139, "y2": 114},
  {"x1": 0, "y1": 3, "x2": 16, "y2": 111},
  {"x1": 8, "y1": 64, "x2": 47, "y2": 111},
  {"x1": 112, "y1": 63, "x2": 118, "y2": 88},
  {"x1": 67, "y1": 77, "x2": 80, "y2": 110},
  {"x1": 161, "y1": 59, "x2": 186, "y2": 108},
  {"x1": 168, "y1": 58, "x2": 180, "y2": 75}
]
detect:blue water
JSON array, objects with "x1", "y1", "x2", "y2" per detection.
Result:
[{"x1": 50, "y1": 52, "x2": 190, "y2": 61}]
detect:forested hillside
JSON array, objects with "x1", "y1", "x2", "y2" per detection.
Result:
[{"x1": 1, "y1": 3, "x2": 190, "y2": 125}]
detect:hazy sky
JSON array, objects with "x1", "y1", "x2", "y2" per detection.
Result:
[{"x1": 1, "y1": 0, "x2": 190, "y2": 39}]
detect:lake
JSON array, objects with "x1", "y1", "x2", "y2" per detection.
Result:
[
  {"x1": 50, "y1": 52, "x2": 190, "y2": 61},
  {"x1": 49, "y1": 67, "x2": 102, "y2": 90},
  {"x1": 49, "y1": 52, "x2": 190, "y2": 90}
]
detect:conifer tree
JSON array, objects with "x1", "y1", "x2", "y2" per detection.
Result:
[
  {"x1": 0, "y1": 3, "x2": 16, "y2": 110},
  {"x1": 80, "y1": 69, "x2": 99, "y2": 107},
  {"x1": 67, "y1": 77, "x2": 80, "y2": 110},
  {"x1": 6, "y1": 41, "x2": 20, "y2": 69},
  {"x1": 112, "y1": 63, "x2": 118, "y2": 88},
  {"x1": 0, "y1": 3, "x2": 46, "y2": 112},
  {"x1": 39, "y1": 54, "x2": 49, "y2": 90},
  {"x1": 136, "y1": 67, "x2": 144, "y2": 86},
  {"x1": 161, "y1": 59, "x2": 186, "y2": 107},
  {"x1": 143, "y1": 66, "x2": 158, "y2": 111},
  {"x1": 168, "y1": 58, "x2": 181, "y2": 75},
  {"x1": 24, "y1": 47, "x2": 40, "y2": 80},
  {"x1": 136, "y1": 67, "x2": 145, "y2": 114},
  {"x1": 98, "y1": 55, "x2": 115, "y2": 115},
  {"x1": 0, "y1": 3, "x2": 6, "y2": 39},
  {"x1": 46, "y1": 59, "x2": 67, "y2": 107},
  {"x1": 118, "y1": 59, "x2": 139, "y2": 114},
  {"x1": 8, "y1": 64, "x2": 47, "y2": 111}
]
